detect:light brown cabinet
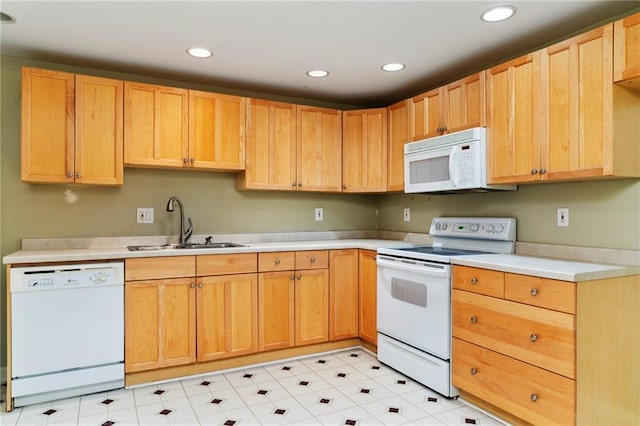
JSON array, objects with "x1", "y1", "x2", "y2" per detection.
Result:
[
  {"x1": 21, "y1": 67, "x2": 123, "y2": 185},
  {"x1": 358, "y1": 249, "x2": 377, "y2": 345},
  {"x1": 410, "y1": 71, "x2": 485, "y2": 141},
  {"x1": 342, "y1": 108, "x2": 388, "y2": 192},
  {"x1": 387, "y1": 100, "x2": 409, "y2": 192},
  {"x1": 614, "y1": 12, "x2": 640, "y2": 88},
  {"x1": 452, "y1": 265, "x2": 640, "y2": 425},
  {"x1": 329, "y1": 249, "x2": 359, "y2": 340}
]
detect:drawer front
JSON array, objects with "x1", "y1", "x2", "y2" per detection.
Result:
[
  {"x1": 453, "y1": 289, "x2": 576, "y2": 378},
  {"x1": 125, "y1": 256, "x2": 195, "y2": 280},
  {"x1": 197, "y1": 253, "x2": 257, "y2": 276},
  {"x1": 453, "y1": 265, "x2": 504, "y2": 298},
  {"x1": 505, "y1": 273, "x2": 576, "y2": 314},
  {"x1": 295, "y1": 250, "x2": 329, "y2": 270},
  {"x1": 258, "y1": 252, "x2": 295, "y2": 272},
  {"x1": 453, "y1": 338, "x2": 576, "y2": 425}
]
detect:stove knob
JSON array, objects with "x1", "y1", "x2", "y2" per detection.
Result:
[
  {"x1": 495, "y1": 225, "x2": 504, "y2": 233},
  {"x1": 441, "y1": 223, "x2": 448, "y2": 230},
  {"x1": 485, "y1": 225, "x2": 495, "y2": 233},
  {"x1": 470, "y1": 224, "x2": 479, "y2": 232},
  {"x1": 434, "y1": 223, "x2": 441, "y2": 230}
]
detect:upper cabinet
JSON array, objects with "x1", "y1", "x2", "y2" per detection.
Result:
[
  {"x1": 239, "y1": 101, "x2": 342, "y2": 192},
  {"x1": 614, "y1": 12, "x2": 640, "y2": 88},
  {"x1": 21, "y1": 67, "x2": 123, "y2": 185},
  {"x1": 410, "y1": 71, "x2": 485, "y2": 141},
  {"x1": 342, "y1": 108, "x2": 388, "y2": 192},
  {"x1": 387, "y1": 100, "x2": 409, "y2": 192}
]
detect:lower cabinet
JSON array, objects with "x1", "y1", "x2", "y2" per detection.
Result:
[
  {"x1": 358, "y1": 249, "x2": 377, "y2": 345},
  {"x1": 329, "y1": 249, "x2": 359, "y2": 340}
]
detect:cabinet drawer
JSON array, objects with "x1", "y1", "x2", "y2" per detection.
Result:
[
  {"x1": 197, "y1": 253, "x2": 257, "y2": 276},
  {"x1": 453, "y1": 265, "x2": 504, "y2": 297},
  {"x1": 295, "y1": 250, "x2": 329, "y2": 270},
  {"x1": 453, "y1": 289, "x2": 575, "y2": 378},
  {"x1": 453, "y1": 338, "x2": 576, "y2": 425},
  {"x1": 125, "y1": 256, "x2": 195, "y2": 280},
  {"x1": 258, "y1": 252, "x2": 295, "y2": 272},
  {"x1": 505, "y1": 273, "x2": 576, "y2": 314}
]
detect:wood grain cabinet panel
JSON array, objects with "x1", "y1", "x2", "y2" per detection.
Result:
[
  {"x1": 410, "y1": 87, "x2": 442, "y2": 141},
  {"x1": 258, "y1": 271, "x2": 295, "y2": 351},
  {"x1": 358, "y1": 249, "x2": 378, "y2": 345},
  {"x1": 504, "y1": 273, "x2": 576, "y2": 314},
  {"x1": 387, "y1": 100, "x2": 409, "y2": 192},
  {"x1": 295, "y1": 250, "x2": 328, "y2": 270},
  {"x1": 329, "y1": 249, "x2": 359, "y2": 341},
  {"x1": 295, "y1": 268, "x2": 329, "y2": 346},
  {"x1": 614, "y1": 12, "x2": 640, "y2": 87},
  {"x1": 453, "y1": 265, "x2": 504, "y2": 298}
]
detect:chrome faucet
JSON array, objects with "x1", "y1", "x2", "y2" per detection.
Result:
[{"x1": 166, "y1": 196, "x2": 193, "y2": 244}]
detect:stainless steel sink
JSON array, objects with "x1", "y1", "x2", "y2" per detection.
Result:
[{"x1": 126, "y1": 242, "x2": 245, "y2": 251}]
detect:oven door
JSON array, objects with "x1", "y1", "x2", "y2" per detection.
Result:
[{"x1": 377, "y1": 254, "x2": 452, "y2": 360}]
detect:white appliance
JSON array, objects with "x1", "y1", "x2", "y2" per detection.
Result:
[
  {"x1": 404, "y1": 127, "x2": 517, "y2": 193},
  {"x1": 10, "y1": 261, "x2": 125, "y2": 407},
  {"x1": 377, "y1": 217, "x2": 516, "y2": 397}
]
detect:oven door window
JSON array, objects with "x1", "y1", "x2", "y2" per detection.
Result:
[{"x1": 391, "y1": 278, "x2": 427, "y2": 307}]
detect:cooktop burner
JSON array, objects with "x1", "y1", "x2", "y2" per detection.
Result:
[{"x1": 395, "y1": 246, "x2": 487, "y2": 257}]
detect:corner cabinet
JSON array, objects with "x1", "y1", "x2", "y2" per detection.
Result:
[
  {"x1": 614, "y1": 12, "x2": 640, "y2": 88},
  {"x1": 342, "y1": 108, "x2": 388, "y2": 192},
  {"x1": 21, "y1": 67, "x2": 124, "y2": 185}
]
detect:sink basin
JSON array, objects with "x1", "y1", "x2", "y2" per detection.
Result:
[{"x1": 127, "y1": 242, "x2": 245, "y2": 251}]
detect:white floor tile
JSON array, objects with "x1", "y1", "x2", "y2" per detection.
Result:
[
  {"x1": 248, "y1": 397, "x2": 314, "y2": 425},
  {"x1": 401, "y1": 389, "x2": 464, "y2": 415},
  {"x1": 432, "y1": 405, "x2": 500, "y2": 426},
  {"x1": 277, "y1": 372, "x2": 333, "y2": 396},
  {"x1": 197, "y1": 405, "x2": 260, "y2": 425},
  {"x1": 264, "y1": 360, "x2": 313, "y2": 380},
  {"x1": 337, "y1": 378, "x2": 396, "y2": 405},
  {"x1": 293, "y1": 388, "x2": 357, "y2": 417}
]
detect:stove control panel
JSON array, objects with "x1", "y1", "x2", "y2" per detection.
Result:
[{"x1": 431, "y1": 217, "x2": 516, "y2": 241}]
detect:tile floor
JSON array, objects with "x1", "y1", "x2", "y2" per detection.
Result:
[{"x1": 0, "y1": 348, "x2": 507, "y2": 426}]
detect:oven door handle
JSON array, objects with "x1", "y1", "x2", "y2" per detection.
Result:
[{"x1": 377, "y1": 256, "x2": 450, "y2": 278}]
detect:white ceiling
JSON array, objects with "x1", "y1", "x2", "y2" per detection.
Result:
[{"x1": 1, "y1": 1, "x2": 639, "y2": 107}]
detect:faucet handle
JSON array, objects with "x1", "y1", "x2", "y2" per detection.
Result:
[
  {"x1": 184, "y1": 217, "x2": 193, "y2": 243},
  {"x1": 205, "y1": 236, "x2": 213, "y2": 244}
]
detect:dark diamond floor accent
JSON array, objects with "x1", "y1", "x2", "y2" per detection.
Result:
[
  {"x1": 397, "y1": 380, "x2": 406, "y2": 385},
  {"x1": 350, "y1": 353, "x2": 359, "y2": 357},
  {"x1": 257, "y1": 389, "x2": 268, "y2": 395},
  {"x1": 345, "y1": 420, "x2": 357, "y2": 426},
  {"x1": 159, "y1": 409, "x2": 172, "y2": 415},
  {"x1": 153, "y1": 390, "x2": 165, "y2": 395},
  {"x1": 274, "y1": 408, "x2": 286, "y2": 415},
  {"x1": 101, "y1": 422, "x2": 115, "y2": 426},
  {"x1": 282, "y1": 366, "x2": 292, "y2": 371},
  {"x1": 317, "y1": 359, "x2": 326, "y2": 364},
  {"x1": 337, "y1": 373, "x2": 347, "y2": 378},
  {"x1": 299, "y1": 381, "x2": 309, "y2": 386},
  {"x1": 43, "y1": 409, "x2": 57, "y2": 416},
  {"x1": 243, "y1": 373, "x2": 254, "y2": 378},
  {"x1": 102, "y1": 399, "x2": 114, "y2": 405},
  {"x1": 371, "y1": 365, "x2": 381, "y2": 370},
  {"x1": 211, "y1": 398, "x2": 223, "y2": 404},
  {"x1": 200, "y1": 381, "x2": 211, "y2": 386},
  {"x1": 428, "y1": 397, "x2": 438, "y2": 402},
  {"x1": 320, "y1": 398, "x2": 331, "y2": 404},
  {"x1": 465, "y1": 419, "x2": 477, "y2": 424},
  {"x1": 224, "y1": 421, "x2": 236, "y2": 426},
  {"x1": 388, "y1": 407, "x2": 400, "y2": 413},
  {"x1": 360, "y1": 388, "x2": 371, "y2": 394}
]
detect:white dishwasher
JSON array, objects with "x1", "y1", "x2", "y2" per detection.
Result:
[{"x1": 10, "y1": 261, "x2": 125, "y2": 407}]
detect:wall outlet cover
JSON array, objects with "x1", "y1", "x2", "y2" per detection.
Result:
[
  {"x1": 403, "y1": 208, "x2": 411, "y2": 222},
  {"x1": 137, "y1": 207, "x2": 154, "y2": 224},
  {"x1": 557, "y1": 208, "x2": 569, "y2": 227},
  {"x1": 315, "y1": 207, "x2": 323, "y2": 221}
]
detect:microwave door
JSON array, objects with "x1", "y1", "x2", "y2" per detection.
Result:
[
  {"x1": 405, "y1": 146, "x2": 456, "y2": 192},
  {"x1": 449, "y1": 145, "x2": 460, "y2": 188}
]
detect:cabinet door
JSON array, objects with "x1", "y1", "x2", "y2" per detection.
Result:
[
  {"x1": 329, "y1": 250, "x2": 359, "y2": 341},
  {"x1": 197, "y1": 273, "x2": 258, "y2": 361},
  {"x1": 124, "y1": 82, "x2": 188, "y2": 168},
  {"x1": 295, "y1": 269, "x2": 329, "y2": 345},
  {"x1": 442, "y1": 71, "x2": 486, "y2": 134},
  {"x1": 21, "y1": 67, "x2": 75, "y2": 183},
  {"x1": 387, "y1": 100, "x2": 409, "y2": 192},
  {"x1": 241, "y1": 99, "x2": 297, "y2": 190},
  {"x1": 189, "y1": 90, "x2": 246, "y2": 170},
  {"x1": 125, "y1": 278, "x2": 196, "y2": 372},
  {"x1": 487, "y1": 52, "x2": 542, "y2": 184},
  {"x1": 75, "y1": 75, "x2": 124, "y2": 185},
  {"x1": 614, "y1": 13, "x2": 640, "y2": 85},
  {"x1": 342, "y1": 108, "x2": 388, "y2": 192},
  {"x1": 358, "y1": 249, "x2": 378, "y2": 345},
  {"x1": 409, "y1": 87, "x2": 442, "y2": 141},
  {"x1": 542, "y1": 24, "x2": 613, "y2": 180},
  {"x1": 258, "y1": 271, "x2": 295, "y2": 351},
  {"x1": 297, "y1": 105, "x2": 342, "y2": 192}
]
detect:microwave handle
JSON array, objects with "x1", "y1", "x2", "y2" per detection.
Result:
[{"x1": 449, "y1": 146, "x2": 460, "y2": 187}]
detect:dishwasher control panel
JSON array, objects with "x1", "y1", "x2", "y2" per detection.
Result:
[{"x1": 10, "y1": 262, "x2": 124, "y2": 292}]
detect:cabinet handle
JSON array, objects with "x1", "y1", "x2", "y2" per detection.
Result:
[
  {"x1": 275, "y1": 258, "x2": 281, "y2": 265},
  {"x1": 310, "y1": 257, "x2": 316, "y2": 263},
  {"x1": 470, "y1": 368, "x2": 478, "y2": 375},
  {"x1": 540, "y1": 167, "x2": 546, "y2": 174},
  {"x1": 76, "y1": 172, "x2": 82, "y2": 178},
  {"x1": 530, "y1": 288, "x2": 539, "y2": 296},
  {"x1": 470, "y1": 277, "x2": 478, "y2": 285},
  {"x1": 530, "y1": 333, "x2": 538, "y2": 342},
  {"x1": 190, "y1": 282, "x2": 195, "y2": 288},
  {"x1": 531, "y1": 168, "x2": 538, "y2": 175},
  {"x1": 183, "y1": 158, "x2": 188, "y2": 164},
  {"x1": 290, "y1": 274, "x2": 295, "y2": 280},
  {"x1": 296, "y1": 274, "x2": 302, "y2": 280},
  {"x1": 67, "y1": 172, "x2": 74, "y2": 178},
  {"x1": 530, "y1": 393, "x2": 539, "y2": 402},
  {"x1": 470, "y1": 316, "x2": 478, "y2": 324}
]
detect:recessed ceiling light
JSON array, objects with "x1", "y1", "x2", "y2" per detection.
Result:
[
  {"x1": 307, "y1": 70, "x2": 329, "y2": 78},
  {"x1": 187, "y1": 47, "x2": 212, "y2": 58},
  {"x1": 382, "y1": 63, "x2": 405, "y2": 72},
  {"x1": 1, "y1": 12, "x2": 16, "y2": 23},
  {"x1": 481, "y1": 5, "x2": 516, "y2": 22}
]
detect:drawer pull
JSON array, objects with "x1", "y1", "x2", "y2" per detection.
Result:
[
  {"x1": 198, "y1": 282, "x2": 203, "y2": 289},
  {"x1": 530, "y1": 393, "x2": 539, "y2": 402},
  {"x1": 310, "y1": 257, "x2": 316, "y2": 263},
  {"x1": 530, "y1": 333, "x2": 538, "y2": 342},
  {"x1": 470, "y1": 368, "x2": 478, "y2": 375},
  {"x1": 470, "y1": 277, "x2": 478, "y2": 284},
  {"x1": 190, "y1": 282, "x2": 195, "y2": 289},
  {"x1": 530, "y1": 288, "x2": 539, "y2": 296},
  {"x1": 470, "y1": 316, "x2": 478, "y2": 324},
  {"x1": 297, "y1": 274, "x2": 302, "y2": 280},
  {"x1": 275, "y1": 258, "x2": 281, "y2": 265}
]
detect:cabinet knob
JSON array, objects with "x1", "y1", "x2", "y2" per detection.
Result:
[
  {"x1": 292, "y1": 182, "x2": 297, "y2": 187},
  {"x1": 296, "y1": 274, "x2": 302, "y2": 280},
  {"x1": 530, "y1": 393, "x2": 539, "y2": 402},
  {"x1": 342, "y1": 184, "x2": 347, "y2": 189},
  {"x1": 275, "y1": 258, "x2": 281, "y2": 265},
  {"x1": 183, "y1": 158, "x2": 188, "y2": 164},
  {"x1": 470, "y1": 316, "x2": 478, "y2": 324},
  {"x1": 67, "y1": 172, "x2": 74, "y2": 178},
  {"x1": 530, "y1": 333, "x2": 538, "y2": 342},
  {"x1": 190, "y1": 282, "x2": 195, "y2": 288},
  {"x1": 290, "y1": 274, "x2": 295, "y2": 280},
  {"x1": 470, "y1": 277, "x2": 478, "y2": 285},
  {"x1": 76, "y1": 172, "x2": 82, "y2": 178},
  {"x1": 190, "y1": 158, "x2": 195, "y2": 164},
  {"x1": 310, "y1": 257, "x2": 316, "y2": 263},
  {"x1": 530, "y1": 288, "x2": 539, "y2": 296},
  {"x1": 540, "y1": 167, "x2": 547, "y2": 174},
  {"x1": 198, "y1": 282, "x2": 204, "y2": 288},
  {"x1": 470, "y1": 367, "x2": 478, "y2": 375},
  {"x1": 297, "y1": 182, "x2": 302, "y2": 187},
  {"x1": 531, "y1": 168, "x2": 538, "y2": 175}
]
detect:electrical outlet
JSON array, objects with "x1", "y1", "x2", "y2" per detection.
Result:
[
  {"x1": 315, "y1": 207, "x2": 323, "y2": 221},
  {"x1": 403, "y1": 208, "x2": 411, "y2": 222},
  {"x1": 557, "y1": 208, "x2": 569, "y2": 227},
  {"x1": 137, "y1": 207, "x2": 154, "y2": 224}
]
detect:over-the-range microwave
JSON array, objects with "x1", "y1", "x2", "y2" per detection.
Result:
[{"x1": 404, "y1": 127, "x2": 517, "y2": 194}]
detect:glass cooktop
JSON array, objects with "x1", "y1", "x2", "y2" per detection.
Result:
[{"x1": 394, "y1": 246, "x2": 487, "y2": 256}]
